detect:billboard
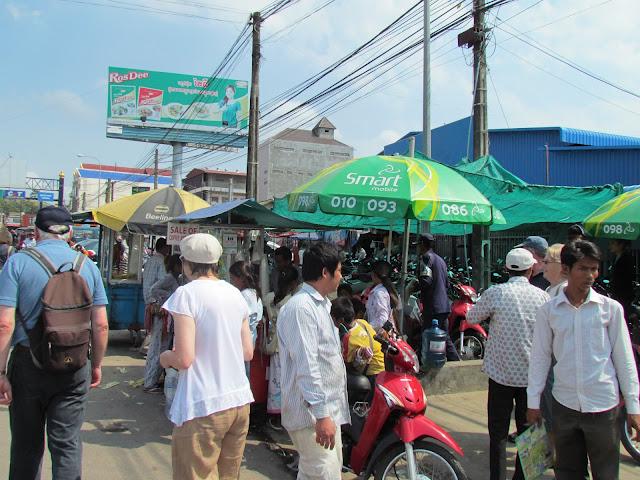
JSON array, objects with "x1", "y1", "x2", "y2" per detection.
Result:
[{"x1": 107, "y1": 67, "x2": 249, "y2": 133}]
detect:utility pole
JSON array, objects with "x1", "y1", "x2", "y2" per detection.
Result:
[
  {"x1": 153, "y1": 148, "x2": 159, "y2": 189},
  {"x1": 246, "y1": 11, "x2": 261, "y2": 200},
  {"x1": 423, "y1": 0, "x2": 431, "y2": 158},
  {"x1": 470, "y1": 0, "x2": 490, "y2": 290}
]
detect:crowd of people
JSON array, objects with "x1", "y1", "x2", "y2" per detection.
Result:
[
  {"x1": 468, "y1": 230, "x2": 640, "y2": 480},
  {"x1": 0, "y1": 206, "x2": 639, "y2": 480}
]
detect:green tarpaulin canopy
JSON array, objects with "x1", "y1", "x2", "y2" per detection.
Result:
[{"x1": 272, "y1": 155, "x2": 623, "y2": 235}]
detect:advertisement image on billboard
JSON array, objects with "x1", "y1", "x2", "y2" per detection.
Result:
[{"x1": 107, "y1": 67, "x2": 249, "y2": 133}]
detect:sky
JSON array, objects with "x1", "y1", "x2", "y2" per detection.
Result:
[{"x1": 1, "y1": 0, "x2": 639, "y2": 193}]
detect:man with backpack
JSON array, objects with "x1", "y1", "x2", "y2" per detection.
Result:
[{"x1": 0, "y1": 206, "x2": 109, "y2": 480}]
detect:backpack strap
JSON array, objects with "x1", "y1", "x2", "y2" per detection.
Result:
[
  {"x1": 72, "y1": 253, "x2": 87, "y2": 273},
  {"x1": 21, "y1": 248, "x2": 57, "y2": 277},
  {"x1": 355, "y1": 320, "x2": 375, "y2": 376}
]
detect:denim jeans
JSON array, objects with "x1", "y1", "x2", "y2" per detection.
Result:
[{"x1": 8, "y1": 346, "x2": 90, "y2": 480}]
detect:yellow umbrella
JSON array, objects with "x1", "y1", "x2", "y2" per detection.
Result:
[{"x1": 92, "y1": 187, "x2": 209, "y2": 234}]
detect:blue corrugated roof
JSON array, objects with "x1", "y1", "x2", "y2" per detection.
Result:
[
  {"x1": 382, "y1": 117, "x2": 640, "y2": 187},
  {"x1": 559, "y1": 128, "x2": 640, "y2": 147},
  {"x1": 77, "y1": 169, "x2": 173, "y2": 184}
]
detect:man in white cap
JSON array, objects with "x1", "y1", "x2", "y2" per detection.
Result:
[{"x1": 468, "y1": 248, "x2": 550, "y2": 480}]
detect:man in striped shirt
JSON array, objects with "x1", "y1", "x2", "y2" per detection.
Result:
[{"x1": 277, "y1": 242, "x2": 349, "y2": 479}]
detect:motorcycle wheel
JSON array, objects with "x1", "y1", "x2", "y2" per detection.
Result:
[
  {"x1": 373, "y1": 441, "x2": 467, "y2": 480},
  {"x1": 620, "y1": 408, "x2": 640, "y2": 464},
  {"x1": 453, "y1": 332, "x2": 485, "y2": 360}
]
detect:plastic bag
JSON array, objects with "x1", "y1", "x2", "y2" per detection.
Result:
[{"x1": 164, "y1": 367, "x2": 179, "y2": 420}]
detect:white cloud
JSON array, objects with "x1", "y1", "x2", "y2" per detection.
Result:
[
  {"x1": 41, "y1": 90, "x2": 95, "y2": 119},
  {"x1": 6, "y1": 3, "x2": 42, "y2": 20}
]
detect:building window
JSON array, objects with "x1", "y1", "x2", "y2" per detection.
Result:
[
  {"x1": 274, "y1": 145, "x2": 295, "y2": 152},
  {"x1": 330, "y1": 152, "x2": 350, "y2": 157},
  {"x1": 302, "y1": 148, "x2": 322, "y2": 154}
]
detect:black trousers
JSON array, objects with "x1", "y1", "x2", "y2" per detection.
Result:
[
  {"x1": 552, "y1": 398, "x2": 620, "y2": 480},
  {"x1": 423, "y1": 312, "x2": 461, "y2": 361},
  {"x1": 488, "y1": 379, "x2": 527, "y2": 480},
  {"x1": 8, "y1": 346, "x2": 90, "y2": 480}
]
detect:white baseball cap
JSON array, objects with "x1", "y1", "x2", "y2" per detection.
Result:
[
  {"x1": 505, "y1": 248, "x2": 536, "y2": 271},
  {"x1": 180, "y1": 233, "x2": 223, "y2": 264}
]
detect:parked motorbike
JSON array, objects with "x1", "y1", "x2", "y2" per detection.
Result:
[
  {"x1": 448, "y1": 281, "x2": 488, "y2": 360},
  {"x1": 342, "y1": 323, "x2": 468, "y2": 479},
  {"x1": 620, "y1": 318, "x2": 640, "y2": 464}
]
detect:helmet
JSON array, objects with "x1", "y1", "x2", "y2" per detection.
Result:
[{"x1": 347, "y1": 372, "x2": 371, "y2": 404}]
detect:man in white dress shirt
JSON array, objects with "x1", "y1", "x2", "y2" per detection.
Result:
[
  {"x1": 277, "y1": 242, "x2": 349, "y2": 479},
  {"x1": 528, "y1": 240, "x2": 640, "y2": 479}
]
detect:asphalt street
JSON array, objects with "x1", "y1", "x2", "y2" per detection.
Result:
[{"x1": 1, "y1": 331, "x2": 638, "y2": 479}]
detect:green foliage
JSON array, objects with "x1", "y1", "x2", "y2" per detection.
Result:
[{"x1": 0, "y1": 199, "x2": 40, "y2": 215}]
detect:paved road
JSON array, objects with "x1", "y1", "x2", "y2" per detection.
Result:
[{"x1": 1, "y1": 331, "x2": 638, "y2": 479}]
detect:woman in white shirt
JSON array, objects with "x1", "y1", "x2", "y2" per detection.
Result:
[
  {"x1": 366, "y1": 260, "x2": 399, "y2": 331},
  {"x1": 229, "y1": 261, "x2": 263, "y2": 376},
  {"x1": 160, "y1": 234, "x2": 254, "y2": 480},
  {"x1": 263, "y1": 265, "x2": 301, "y2": 427}
]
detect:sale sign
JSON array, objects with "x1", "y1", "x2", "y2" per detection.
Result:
[{"x1": 167, "y1": 222, "x2": 200, "y2": 245}]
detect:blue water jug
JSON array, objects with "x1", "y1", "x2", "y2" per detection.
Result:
[{"x1": 421, "y1": 319, "x2": 447, "y2": 371}]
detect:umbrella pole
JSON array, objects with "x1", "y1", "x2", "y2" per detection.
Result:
[
  {"x1": 398, "y1": 218, "x2": 411, "y2": 335},
  {"x1": 387, "y1": 227, "x2": 392, "y2": 262}
]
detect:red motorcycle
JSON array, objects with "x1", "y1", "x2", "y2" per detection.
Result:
[
  {"x1": 342, "y1": 325, "x2": 468, "y2": 479},
  {"x1": 448, "y1": 282, "x2": 487, "y2": 360}
]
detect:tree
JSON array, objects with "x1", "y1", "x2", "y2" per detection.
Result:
[{"x1": 0, "y1": 198, "x2": 40, "y2": 215}]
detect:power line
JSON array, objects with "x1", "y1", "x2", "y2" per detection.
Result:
[
  {"x1": 495, "y1": 23, "x2": 640, "y2": 99},
  {"x1": 497, "y1": 44, "x2": 640, "y2": 117},
  {"x1": 54, "y1": 0, "x2": 245, "y2": 23}
]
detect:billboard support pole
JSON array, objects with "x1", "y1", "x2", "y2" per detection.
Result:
[
  {"x1": 58, "y1": 171, "x2": 64, "y2": 207},
  {"x1": 172, "y1": 143, "x2": 183, "y2": 189},
  {"x1": 246, "y1": 11, "x2": 261, "y2": 201}
]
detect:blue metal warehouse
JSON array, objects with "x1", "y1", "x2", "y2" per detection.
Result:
[{"x1": 383, "y1": 117, "x2": 640, "y2": 187}]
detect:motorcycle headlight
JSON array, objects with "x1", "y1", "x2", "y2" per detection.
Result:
[{"x1": 378, "y1": 384, "x2": 404, "y2": 409}]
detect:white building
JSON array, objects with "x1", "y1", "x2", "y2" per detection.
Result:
[
  {"x1": 70, "y1": 163, "x2": 172, "y2": 212},
  {"x1": 257, "y1": 117, "x2": 354, "y2": 202},
  {"x1": 182, "y1": 168, "x2": 246, "y2": 204}
]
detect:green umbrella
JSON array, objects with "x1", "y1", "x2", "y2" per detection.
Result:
[
  {"x1": 584, "y1": 189, "x2": 640, "y2": 240},
  {"x1": 288, "y1": 155, "x2": 502, "y2": 224},
  {"x1": 287, "y1": 155, "x2": 502, "y2": 334}
]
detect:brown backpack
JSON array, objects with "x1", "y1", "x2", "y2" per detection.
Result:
[{"x1": 18, "y1": 248, "x2": 93, "y2": 373}]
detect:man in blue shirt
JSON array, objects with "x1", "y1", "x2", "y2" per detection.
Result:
[
  {"x1": 0, "y1": 206, "x2": 109, "y2": 480},
  {"x1": 418, "y1": 234, "x2": 460, "y2": 361}
]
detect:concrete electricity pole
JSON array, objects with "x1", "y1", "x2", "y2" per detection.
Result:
[
  {"x1": 471, "y1": 0, "x2": 490, "y2": 290},
  {"x1": 458, "y1": 0, "x2": 491, "y2": 290},
  {"x1": 423, "y1": 0, "x2": 431, "y2": 158},
  {"x1": 246, "y1": 12, "x2": 262, "y2": 200}
]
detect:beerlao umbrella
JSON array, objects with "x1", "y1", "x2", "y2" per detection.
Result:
[
  {"x1": 584, "y1": 189, "x2": 640, "y2": 240},
  {"x1": 91, "y1": 187, "x2": 209, "y2": 234}
]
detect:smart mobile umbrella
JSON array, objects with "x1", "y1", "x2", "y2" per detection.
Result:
[
  {"x1": 287, "y1": 155, "x2": 503, "y2": 332},
  {"x1": 584, "y1": 189, "x2": 640, "y2": 240}
]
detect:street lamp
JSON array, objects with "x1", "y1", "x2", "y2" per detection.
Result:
[{"x1": 77, "y1": 153, "x2": 101, "y2": 208}]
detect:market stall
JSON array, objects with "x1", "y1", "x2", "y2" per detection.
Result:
[{"x1": 76, "y1": 187, "x2": 208, "y2": 336}]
